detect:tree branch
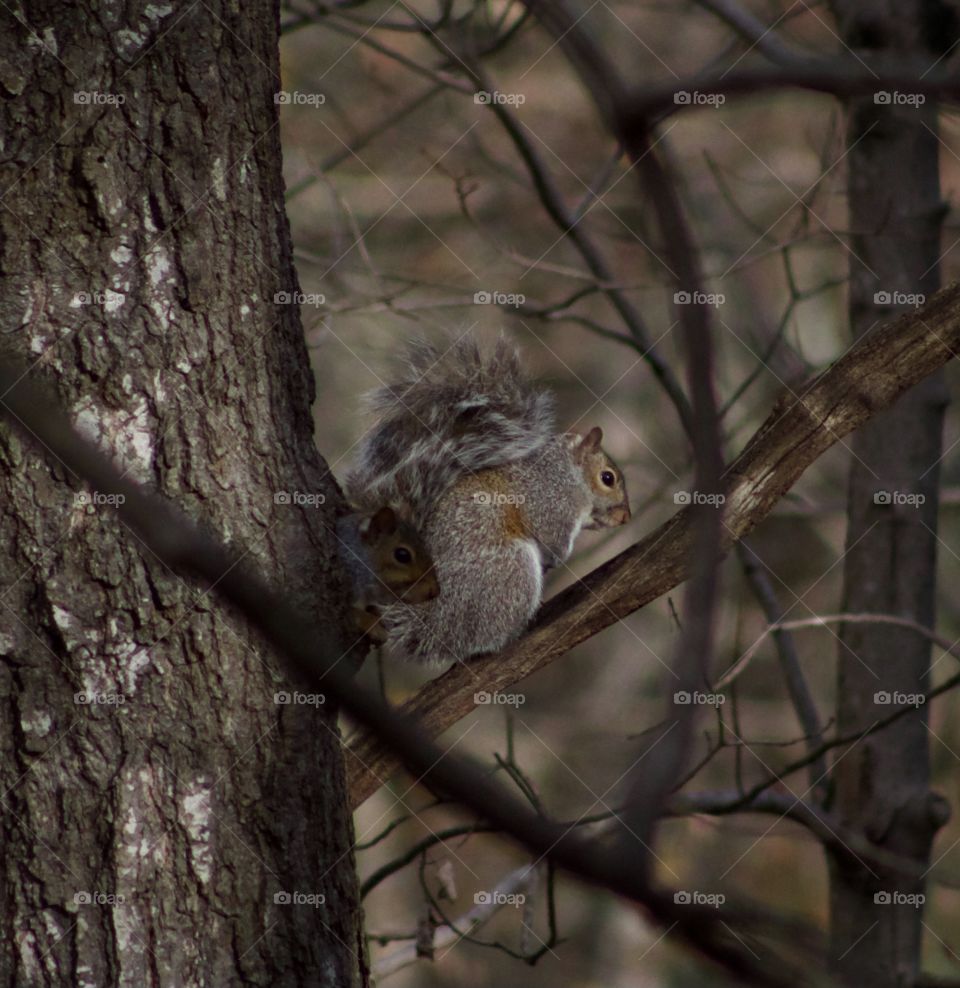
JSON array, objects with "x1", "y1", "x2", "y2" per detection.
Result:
[
  {"x1": 619, "y1": 60, "x2": 960, "y2": 131},
  {"x1": 347, "y1": 281, "x2": 960, "y2": 808}
]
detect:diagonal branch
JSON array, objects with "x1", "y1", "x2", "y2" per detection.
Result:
[{"x1": 347, "y1": 281, "x2": 960, "y2": 808}]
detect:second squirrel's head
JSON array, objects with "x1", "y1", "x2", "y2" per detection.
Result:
[
  {"x1": 360, "y1": 505, "x2": 440, "y2": 603},
  {"x1": 567, "y1": 427, "x2": 631, "y2": 529}
]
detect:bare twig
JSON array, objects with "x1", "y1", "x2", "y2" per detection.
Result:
[
  {"x1": 372, "y1": 865, "x2": 537, "y2": 978},
  {"x1": 736, "y1": 541, "x2": 827, "y2": 796},
  {"x1": 693, "y1": 0, "x2": 810, "y2": 65},
  {"x1": 717, "y1": 611, "x2": 960, "y2": 689}
]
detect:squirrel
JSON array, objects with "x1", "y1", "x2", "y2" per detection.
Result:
[
  {"x1": 335, "y1": 505, "x2": 439, "y2": 643},
  {"x1": 346, "y1": 335, "x2": 631, "y2": 664}
]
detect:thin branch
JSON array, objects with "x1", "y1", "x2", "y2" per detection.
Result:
[
  {"x1": 693, "y1": 0, "x2": 811, "y2": 65},
  {"x1": 736, "y1": 541, "x2": 827, "y2": 796},
  {"x1": 618, "y1": 59, "x2": 960, "y2": 131},
  {"x1": 702, "y1": 666, "x2": 960, "y2": 814},
  {"x1": 717, "y1": 612, "x2": 960, "y2": 689},
  {"x1": 372, "y1": 865, "x2": 537, "y2": 978}
]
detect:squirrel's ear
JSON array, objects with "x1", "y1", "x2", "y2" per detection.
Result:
[
  {"x1": 367, "y1": 506, "x2": 398, "y2": 538},
  {"x1": 391, "y1": 500, "x2": 414, "y2": 524},
  {"x1": 580, "y1": 426, "x2": 603, "y2": 453}
]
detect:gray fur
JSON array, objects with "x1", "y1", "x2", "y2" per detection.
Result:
[
  {"x1": 347, "y1": 335, "x2": 555, "y2": 516},
  {"x1": 345, "y1": 334, "x2": 630, "y2": 665},
  {"x1": 379, "y1": 438, "x2": 593, "y2": 664}
]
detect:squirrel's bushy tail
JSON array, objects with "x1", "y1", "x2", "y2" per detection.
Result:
[{"x1": 347, "y1": 334, "x2": 555, "y2": 511}]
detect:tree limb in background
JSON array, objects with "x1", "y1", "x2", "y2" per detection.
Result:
[
  {"x1": 347, "y1": 281, "x2": 960, "y2": 807},
  {"x1": 619, "y1": 61, "x2": 960, "y2": 130}
]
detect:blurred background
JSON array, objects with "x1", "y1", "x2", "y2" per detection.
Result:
[{"x1": 277, "y1": 2, "x2": 960, "y2": 983}]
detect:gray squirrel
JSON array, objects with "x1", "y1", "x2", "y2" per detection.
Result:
[
  {"x1": 347, "y1": 335, "x2": 631, "y2": 664},
  {"x1": 335, "y1": 505, "x2": 439, "y2": 643}
]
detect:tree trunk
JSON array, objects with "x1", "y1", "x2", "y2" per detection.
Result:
[
  {"x1": 828, "y1": 3, "x2": 953, "y2": 983},
  {"x1": 0, "y1": 4, "x2": 367, "y2": 985}
]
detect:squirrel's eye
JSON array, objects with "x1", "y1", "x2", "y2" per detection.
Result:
[
  {"x1": 393, "y1": 546, "x2": 413, "y2": 564},
  {"x1": 600, "y1": 470, "x2": 616, "y2": 488}
]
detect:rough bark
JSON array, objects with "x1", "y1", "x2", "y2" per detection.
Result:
[
  {"x1": 827, "y1": 2, "x2": 954, "y2": 983},
  {"x1": 0, "y1": 4, "x2": 366, "y2": 986},
  {"x1": 346, "y1": 283, "x2": 960, "y2": 808}
]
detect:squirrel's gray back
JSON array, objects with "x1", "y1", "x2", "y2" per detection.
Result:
[{"x1": 347, "y1": 335, "x2": 555, "y2": 514}]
